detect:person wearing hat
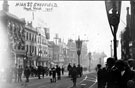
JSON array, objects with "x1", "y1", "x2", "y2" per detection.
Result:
[{"x1": 105, "y1": 57, "x2": 116, "y2": 88}]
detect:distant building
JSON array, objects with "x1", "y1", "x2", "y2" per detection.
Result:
[
  {"x1": 57, "y1": 39, "x2": 68, "y2": 66},
  {"x1": 67, "y1": 39, "x2": 77, "y2": 65},
  {"x1": 81, "y1": 42, "x2": 88, "y2": 66},
  {"x1": 91, "y1": 52, "x2": 106, "y2": 69}
]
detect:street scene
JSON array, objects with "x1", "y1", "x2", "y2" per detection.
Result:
[
  {"x1": 0, "y1": 71, "x2": 97, "y2": 88},
  {"x1": 0, "y1": 0, "x2": 135, "y2": 88}
]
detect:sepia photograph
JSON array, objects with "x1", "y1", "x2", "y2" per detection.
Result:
[{"x1": 0, "y1": 0, "x2": 135, "y2": 88}]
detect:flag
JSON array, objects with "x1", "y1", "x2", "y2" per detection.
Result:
[{"x1": 44, "y1": 28, "x2": 50, "y2": 39}]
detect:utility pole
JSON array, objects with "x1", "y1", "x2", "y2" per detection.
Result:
[
  {"x1": 88, "y1": 52, "x2": 91, "y2": 72},
  {"x1": 110, "y1": 40, "x2": 112, "y2": 57}
]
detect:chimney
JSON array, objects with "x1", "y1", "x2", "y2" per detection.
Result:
[{"x1": 3, "y1": 0, "x2": 9, "y2": 12}]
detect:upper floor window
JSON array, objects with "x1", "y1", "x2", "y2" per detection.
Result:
[
  {"x1": 29, "y1": 33, "x2": 31, "y2": 41},
  {"x1": 26, "y1": 32, "x2": 29, "y2": 40},
  {"x1": 35, "y1": 35, "x2": 37, "y2": 42},
  {"x1": 31, "y1": 34, "x2": 34, "y2": 42}
]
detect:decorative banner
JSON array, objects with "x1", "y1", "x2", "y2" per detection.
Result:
[
  {"x1": 105, "y1": 0, "x2": 121, "y2": 14},
  {"x1": 105, "y1": 0, "x2": 121, "y2": 36},
  {"x1": 44, "y1": 28, "x2": 50, "y2": 39},
  {"x1": 76, "y1": 39, "x2": 82, "y2": 51},
  {"x1": 15, "y1": 2, "x2": 58, "y2": 12}
]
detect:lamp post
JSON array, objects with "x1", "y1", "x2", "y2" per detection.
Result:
[
  {"x1": 110, "y1": 40, "x2": 112, "y2": 57},
  {"x1": 75, "y1": 36, "x2": 82, "y2": 65},
  {"x1": 88, "y1": 52, "x2": 91, "y2": 72},
  {"x1": 105, "y1": 1, "x2": 122, "y2": 60}
]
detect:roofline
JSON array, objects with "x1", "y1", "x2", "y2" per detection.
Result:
[{"x1": 0, "y1": 10, "x2": 25, "y2": 24}]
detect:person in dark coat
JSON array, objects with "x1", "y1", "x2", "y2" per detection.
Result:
[
  {"x1": 37, "y1": 65, "x2": 42, "y2": 79},
  {"x1": 71, "y1": 64, "x2": 78, "y2": 87},
  {"x1": 77, "y1": 64, "x2": 83, "y2": 77},
  {"x1": 67, "y1": 63, "x2": 72, "y2": 77},
  {"x1": 105, "y1": 57, "x2": 116, "y2": 88},
  {"x1": 51, "y1": 67, "x2": 56, "y2": 82},
  {"x1": 115, "y1": 60, "x2": 135, "y2": 88},
  {"x1": 61, "y1": 66, "x2": 64, "y2": 75},
  {"x1": 97, "y1": 64, "x2": 102, "y2": 88},
  {"x1": 56, "y1": 65, "x2": 61, "y2": 80},
  {"x1": 97, "y1": 64, "x2": 107, "y2": 88},
  {"x1": 24, "y1": 66, "x2": 31, "y2": 82}
]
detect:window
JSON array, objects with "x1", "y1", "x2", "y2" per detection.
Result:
[
  {"x1": 26, "y1": 45, "x2": 28, "y2": 53},
  {"x1": 31, "y1": 34, "x2": 33, "y2": 42},
  {"x1": 26, "y1": 32, "x2": 28, "y2": 40},
  {"x1": 35, "y1": 35, "x2": 37, "y2": 42},
  {"x1": 29, "y1": 33, "x2": 31, "y2": 41},
  {"x1": 33, "y1": 34, "x2": 34, "y2": 42},
  {"x1": 27, "y1": 32, "x2": 29, "y2": 40},
  {"x1": 35, "y1": 46, "x2": 37, "y2": 55}
]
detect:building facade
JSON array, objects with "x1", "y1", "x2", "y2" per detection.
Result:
[
  {"x1": 130, "y1": 1, "x2": 135, "y2": 59},
  {"x1": 25, "y1": 22, "x2": 37, "y2": 67},
  {"x1": 0, "y1": 0, "x2": 26, "y2": 67},
  {"x1": 36, "y1": 27, "x2": 49, "y2": 66},
  {"x1": 121, "y1": 1, "x2": 135, "y2": 60},
  {"x1": 67, "y1": 39, "x2": 78, "y2": 65},
  {"x1": 121, "y1": 7, "x2": 131, "y2": 60}
]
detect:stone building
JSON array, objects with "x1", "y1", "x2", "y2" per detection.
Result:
[
  {"x1": 0, "y1": 0, "x2": 26, "y2": 67},
  {"x1": 24, "y1": 22, "x2": 37, "y2": 67}
]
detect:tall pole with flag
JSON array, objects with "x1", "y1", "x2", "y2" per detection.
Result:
[
  {"x1": 76, "y1": 36, "x2": 82, "y2": 65},
  {"x1": 105, "y1": 0, "x2": 122, "y2": 60}
]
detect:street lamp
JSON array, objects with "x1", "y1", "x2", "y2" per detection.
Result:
[
  {"x1": 88, "y1": 52, "x2": 91, "y2": 72},
  {"x1": 105, "y1": 1, "x2": 122, "y2": 60},
  {"x1": 75, "y1": 36, "x2": 82, "y2": 65}
]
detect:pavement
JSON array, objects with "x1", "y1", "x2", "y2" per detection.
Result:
[{"x1": 0, "y1": 70, "x2": 97, "y2": 88}]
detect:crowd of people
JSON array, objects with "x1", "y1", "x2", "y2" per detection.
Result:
[
  {"x1": 96, "y1": 57, "x2": 135, "y2": 88},
  {"x1": 3, "y1": 64, "x2": 63, "y2": 83},
  {"x1": 0, "y1": 61, "x2": 86, "y2": 88}
]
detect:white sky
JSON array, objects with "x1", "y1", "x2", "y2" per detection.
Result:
[{"x1": 0, "y1": 1, "x2": 130, "y2": 59}]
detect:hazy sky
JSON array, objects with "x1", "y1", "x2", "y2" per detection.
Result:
[{"x1": 0, "y1": 1, "x2": 130, "y2": 59}]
